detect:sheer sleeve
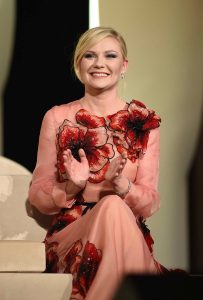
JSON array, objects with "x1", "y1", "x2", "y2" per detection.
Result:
[
  {"x1": 124, "y1": 127, "x2": 160, "y2": 219},
  {"x1": 28, "y1": 107, "x2": 75, "y2": 215}
]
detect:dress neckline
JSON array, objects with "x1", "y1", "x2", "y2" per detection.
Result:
[{"x1": 78, "y1": 99, "x2": 129, "y2": 118}]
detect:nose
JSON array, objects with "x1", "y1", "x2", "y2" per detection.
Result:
[{"x1": 94, "y1": 55, "x2": 105, "y2": 68}]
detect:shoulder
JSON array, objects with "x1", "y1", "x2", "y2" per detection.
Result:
[
  {"x1": 128, "y1": 99, "x2": 161, "y2": 128},
  {"x1": 43, "y1": 99, "x2": 82, "y2": 122},
  {"x1": 129, "y1": 99, "x2": 160, "y2": 113},
  {"x1": 48, "y1": 99, "x2": 81, "y2": 115}
]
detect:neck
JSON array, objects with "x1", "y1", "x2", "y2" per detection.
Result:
[{"x1": 81, "y1": 90, "x2": 126, "y2": 116}]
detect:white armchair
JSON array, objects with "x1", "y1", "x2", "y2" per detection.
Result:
[{"x1": 0, "y1": 155, "x2": 72, "y2": 300}]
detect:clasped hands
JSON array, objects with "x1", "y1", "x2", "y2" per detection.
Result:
[{"x1": 62, "y1": 148, "x2": 130, "y2": 196}]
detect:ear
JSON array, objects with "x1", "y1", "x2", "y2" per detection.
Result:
[{"x1": 122, "y1": 58, "x2": 128, "y2": 74}]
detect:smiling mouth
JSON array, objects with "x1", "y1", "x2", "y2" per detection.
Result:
[{"x1": 90, "y1": 72, "x2": 109, "y2": 77}]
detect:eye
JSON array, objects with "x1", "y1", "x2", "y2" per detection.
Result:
[
  {"x1": 83, "y1": 52, "x2": 95, "y2": 59},
  {"x1": 106, "y1": 53, "x2": 118, "y2": 59}
]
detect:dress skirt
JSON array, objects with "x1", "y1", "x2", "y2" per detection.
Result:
[{"x1": 44, "y1": 195, "x2": 161, "y2": 300}]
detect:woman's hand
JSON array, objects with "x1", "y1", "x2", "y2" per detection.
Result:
[
  {"x1": 105, "y1": 152, "x2": 131, "y2": 197},
  {"x1": 104, "y1": 152, "x2": 127, "y2": 182},
  {"x1": 63, "y1": 148, "x2": 90, "y2": 189}
]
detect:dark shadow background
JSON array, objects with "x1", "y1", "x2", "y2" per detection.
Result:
[
  {"x1": 113, "y1": 274, "x2": 203, "y2": 300},
  {"x1": 3, "y1": 0, "x2": 88, "y2": 171}
]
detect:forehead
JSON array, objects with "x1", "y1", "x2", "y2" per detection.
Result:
[{"x1": 87, "y1": 36, "x2": 121, "y2": 52}]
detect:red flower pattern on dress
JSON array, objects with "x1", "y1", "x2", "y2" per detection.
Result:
[
  {"x1": 45, "y1": 238, "x2": 102, "y2": 299},
  {"x1": 56, "y1": 110, "x2": 114, "y2": 183},
  {"x1": 46, "y1": 192, "x2": 86, "y2": 237},
  {"x1": 76, "y1": 241, "x2": 102, "y2": 297},
  {"x1": 47, "y1": 204, "x2": 83, "y2": 237},
  {"x1": 107, "y1": 99, "x2": 161, "y2": 162},
  {"x1": 56, "y1": 100, "x2": 160, "y2": 182},
  {"x1": 64, "y1": 240, "x2": 83, "y2": 275},
  {"x1": 45, "y1": 241, "x2": 59, "y2": 273},
  {"x1": 137, "y1": 217, "x2": 154, "y2": 254},
  {"x1": 76, "y1": 108, "x2": 106, "y2": 129},
  {"x1": 63, "y1": 239, "x2": 102, "y2": 299}
]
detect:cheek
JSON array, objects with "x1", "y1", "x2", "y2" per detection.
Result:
[
  {"x1": 80, "y1": 59, "x2": 93, "y2": 70},
  {"x1": 79, "y1": 62, "x2": 86, "y2": 74},
  {"x1": 78, "y1": 64, "x2": 87, "y2": 82},
  {"x1": 112, "y1": 62, "x2": 125, "y2": 74},
  {"x1": 113, "y1": 66, "x2": 124, "y2": 78},
  {"x1": 79, "y1": 61, "x2": 93, "y2": 80}
]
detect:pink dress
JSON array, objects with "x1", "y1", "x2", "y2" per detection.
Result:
[{"x1": 29, "y1": 99, "x2": 166, "y2": 300}]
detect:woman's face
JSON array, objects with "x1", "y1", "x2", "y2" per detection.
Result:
[{"x1": 79, "y1": 36, "x2": 128, "y2": 92}]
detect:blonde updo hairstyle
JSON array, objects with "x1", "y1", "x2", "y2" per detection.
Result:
[{"x1": 73, "y1": 26, "x2": 127, "y2": 82}]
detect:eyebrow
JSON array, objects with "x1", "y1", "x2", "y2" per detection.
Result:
[{"x1": 85, "y1": 50, "x2": 119, "y2": 54}]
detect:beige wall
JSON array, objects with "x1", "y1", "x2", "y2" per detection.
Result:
[
  {"x1": 0, "y1": 0, "x2": 16, "y2": 154},
  {"x1": 100, "y1": 0, "x2": 203, "y2": 270}
]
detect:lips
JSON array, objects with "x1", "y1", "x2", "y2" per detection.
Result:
[{"x1": 90, "y1": 72, "x2": 109, "y2": 77}]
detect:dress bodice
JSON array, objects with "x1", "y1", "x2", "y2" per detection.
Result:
[{"x1": 56, "y1": 99, "x2": 161, "y2": 185}]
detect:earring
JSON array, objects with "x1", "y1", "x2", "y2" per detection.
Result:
[{"x1": 121, "y1": 73, "x2": 125, "y2": 79}]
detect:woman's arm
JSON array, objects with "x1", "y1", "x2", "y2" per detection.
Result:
[
  {"x1": 104, "y1": 127, "x2": 160, "y2": 219},
  {"x1": 28, "y1": 107, "x2": 83, "y2": 215},
  {"x1": 124, "y1": 127, "x2": 160, "y2": 218}
]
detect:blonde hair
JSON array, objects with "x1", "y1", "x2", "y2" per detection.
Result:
[{"x1": 73, "y1": 26, "x2": 127, "y2": 81}]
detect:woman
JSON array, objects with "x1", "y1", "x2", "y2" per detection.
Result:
[{"x1": 28, "y1": 26, "x2": 165, "y2": 300}]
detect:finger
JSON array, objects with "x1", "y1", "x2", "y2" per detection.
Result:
[
  {"x1": 65, "y1": 151, "x2": 73, "y2": 165},
  {"x1": 78, "y1": 148, "x2": 88, "y2": 162},
  {"x1": 63, "y1": 149, "x2": 70, "y2": 158},
  {"x1": 121, "y1": 151, "x2": 128, "y2": 159},
  {"x1": 62, "y1": 149, "x2": 67, "y2": 158},
  {"x1": 121, "y1": 157, "x2": 127, "y2": 165},
  {"x1": 67, "y1": 149, "x2": 73, "y2": 160},
  {"x1": 63, "y1": 152, "x2": 73, "y2": 170},
  {"x1": 119, "y1": 165, "x2": 124, "y2": 171},
  {"x1": 64, "y1": 148, "x2": 71, "y2": 155},
  {"x1": 112, "y1": 162, "x2": 122, "y2": 173},
  {"x1": 63, "y1": 154, "x2": 68, "y2": 164},
  {"x1": 118, "y1": 159, "x2": 125, "y2": 168}
]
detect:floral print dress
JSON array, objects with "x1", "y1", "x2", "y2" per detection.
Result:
[{"x1": 29, "y1": 99, "x2": 167, "y2": 300}]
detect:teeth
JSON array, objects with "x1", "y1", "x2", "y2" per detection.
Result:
[{"x1": 92, "y1": 73, "x2": 108, "y2": 77}]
